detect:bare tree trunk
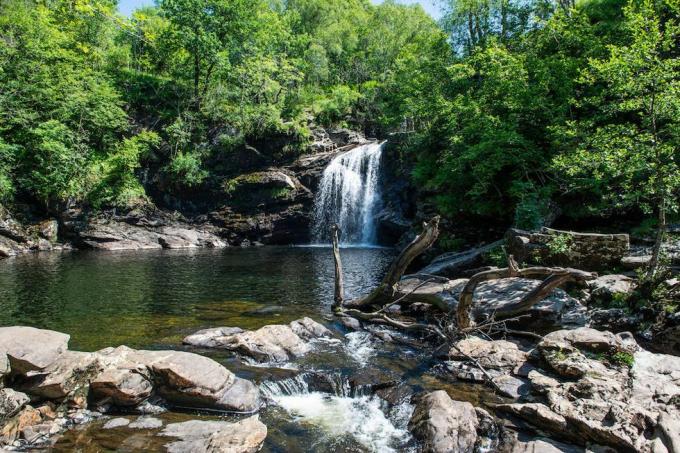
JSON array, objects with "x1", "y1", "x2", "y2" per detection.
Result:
[
  {"x1": 331, "y1": 224, "x2": 344, "y2": 312},
  {"x1": 646, "y1": 198, "x2": 666, "y2": 280},
  {"x1": 345, "y1": 216, "x2": 440, "y2": 309},
  {"x1": 457, "y1": 256, "x2": 595, "y2": 329}
]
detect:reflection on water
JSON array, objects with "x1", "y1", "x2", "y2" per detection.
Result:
[
  {"x1": 0, "y1": 247, "x2": 395, "y2": 351},
  {"x1": 1, "y1": 246, "x2": 504, "y2": 452}
]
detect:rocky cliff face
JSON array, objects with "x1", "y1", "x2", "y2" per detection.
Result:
[{"x1": 1, "y1": 127, "x2": 404, "y2": 256}]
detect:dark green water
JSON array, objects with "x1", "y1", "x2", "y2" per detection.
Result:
[
  {"x1": 0, "y1": 247, "x2": 504, "y2": 452},
  {"x1": 0, "y1": 246, "x2": 394, "y2": 351}
]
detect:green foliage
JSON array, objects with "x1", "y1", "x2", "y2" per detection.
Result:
[
  {"x1": 546, "y1": 234, "x2": 573, "y2": 257},
  {"x1": 164, "y1": 152, "x2": 208, "y2": 188},
  {"x1": 484, "y1": 245, "x2": 508, "y2": 267},
  {"x1": 610, "y1": 351, "x2": 635, "y2": 367}
]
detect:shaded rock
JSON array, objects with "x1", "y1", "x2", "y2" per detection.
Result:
[
  {"x1": 590, "y1": 309, "x2": 640, "y2": 333},
  {"x1": 102, "y1": 417, "x2": 130, "y2": 429},
  {"x1": 183, "y1": 318, "x2": 332, "y2": 363},
  {"x1": 419, "y1": 240, "x2": 503, "y2": 278},
  {"x1": 0, "y1": 354, "x2": 8, "y2": 386},
  {"x1": 510, "y1": 437, "x2": 583, "y2": 453},
  {"x1": 408, "y1": 391, "x2": 478, "y2": 453},
  {"x1": 588, "y1": 275, "x2": 636, "y2": 303},
  {"x1": 161, "y1": 416, "x2": 267, "y2": 453},
  {"x1": 0, "y1": 389, "x2": 29, "y2": 421},
  {"x1": 36, "y1": 220, "x2": 58, "y2": 241},
  {"x1": 506, "y1": 228, "x2": 629, "y2": 271},
  {"x1": 0, "y1": 327, "x2": 70, "y2": 374}
]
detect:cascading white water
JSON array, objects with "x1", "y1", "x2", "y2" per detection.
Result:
[
  {"x1": 311, "y1": 142, "x2": 384, "y2": 245},
  {"x1": 260, "y1": 372, "x2": 413, "y2": 452}
]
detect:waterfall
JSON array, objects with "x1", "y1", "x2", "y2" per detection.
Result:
[{"x1": 311, "y1": 142, "x2": 384, "y2": 245}]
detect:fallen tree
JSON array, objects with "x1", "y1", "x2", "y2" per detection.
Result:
[{"x1": 331, "y1": 217, "x2": 597, "y2": 336}]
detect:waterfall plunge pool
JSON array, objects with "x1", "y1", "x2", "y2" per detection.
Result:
[{"x1": 1, "y1": 249, "x2": 503, "y2": 452}]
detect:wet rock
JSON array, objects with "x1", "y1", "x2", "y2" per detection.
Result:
[
  {"x1": 506, "y1": 228, "x2": 629, "y2": 271},
  {"x1": 0, "y1": 389, "x2": 29, "y2": 421},
  {"x1": 408, "y1": 391, "x2": 479, "y2": 453},
  {"x1": 183, "y1": 317, "x2": 332, "y2": 363},
  {"x1": 0, "y1": 327, "x2": 70, "y2": 374},
  {"x1": 1, "y1": 405, "x2": 43, "y2": 446},
  {"x1": 161, "y1": 416, "x2": 267, "y2": 453},
  {"x1": 128, "y1": 416, "x2": 162, "y2": 429},
  {"x1": 102, "y1": 417, "x2": 130, "y2": 429},
  {"x1": 588, "y1": 275, "x2": 636, "y2": 303}
]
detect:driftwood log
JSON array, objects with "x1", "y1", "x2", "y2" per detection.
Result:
[{"x1": 331, "y1": 217, "x2": 597, "y2": 334}]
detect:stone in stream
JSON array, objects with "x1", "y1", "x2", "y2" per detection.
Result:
[
  {"x1": 0, "y1": 327, "x2": 261, "y2": 416},
  {"x1": 446, "y1": 337, "x2": 532, "y2": 399},
  {"x1": 128, "y1": 416, "x2": 163, "y2": 429},
  {"x1": 160, "y1": 416, "x2": 267, "y2": 453},
  {"x1": 102, "y1": 417, "x2": 131, "y2": 429},
  {"x1": 183, "y1": 317, "x2": 333, "y2": 363},
  {"x1": 408, "y1": 390, "x2": 479, "y2": 453}
]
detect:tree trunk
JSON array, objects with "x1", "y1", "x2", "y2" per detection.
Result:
[
  {"x1": 646, "y1": 198, "x2": 666, "y2": 280},
  {"x1": 345, "y1": 216, "x2": 440, "y2": 309},
  {"x1": 331, "y1": 224, "x2": 344, "y2": 312}
]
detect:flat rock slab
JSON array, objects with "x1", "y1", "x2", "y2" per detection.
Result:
[
  {"x1": 0, "y1": 327, "x2": 70, "y2": 374},
  {"x1": 184, "y1": 317, "x2": 333, "y2": 363},
  {"x1": 128, "y1": 416, "x2": 163, "y2": 429},
  {"x1": 103, "y1": 417, "x2": 131, "y2": 429},
  {"x1": 160, "y1": 416, "x2": 267, "y2": 453}
]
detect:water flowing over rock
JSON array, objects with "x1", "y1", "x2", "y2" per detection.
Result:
[{"x1": 311, "y1": 142, "x2": 384, "y2": 245}]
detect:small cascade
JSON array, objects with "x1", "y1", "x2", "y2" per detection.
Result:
[
  {"x1": 311, "y1": 142, "x2": 385, "y2": 245},
  {"x1": 260, "y1": 372, "x2": 413, "y2": 452}
]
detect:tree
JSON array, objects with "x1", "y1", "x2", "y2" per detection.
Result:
[
  {"x1": 158, "y1": 0, "x2": 258, "y2": 101},
  {"x1": 552, "y1": 0, "x2": 680, "y2": 278}
]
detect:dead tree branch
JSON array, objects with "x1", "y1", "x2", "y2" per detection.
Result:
[
  {"x1": 345, "y1": 216, "x2": 440, "y2": 309},
  {"x1": 457, "y1": 255, "x2": 596, "y2": 329}
]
